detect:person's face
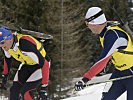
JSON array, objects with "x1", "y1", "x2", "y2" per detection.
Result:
[
  {"x1": 85, "y1": 21, "x2": 100, "y2": 34},
  {"x1": 0, "y1": 38, "x2": 13, "y2": 51}
]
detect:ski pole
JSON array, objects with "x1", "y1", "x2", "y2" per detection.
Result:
[
  {"x1": 0, "y1": 83, "x2": 2, "y2": 99},
  {"x1": 0, "y1": 82, "x2": 6, "y2": 100},
  {"x1": 86, "y1": 75, "x2": 133, "y2": 86},
  {"x1": 72, "y1": 75, "x2": 133, "y2": 94},
  {"x1": 0, "y1": 83, "x2": 7, "y2": 90},
  {"x1": 71, "y1": 75, "x2": 133, "y2": 95}
]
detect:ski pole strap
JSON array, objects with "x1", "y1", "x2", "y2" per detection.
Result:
[
  {"x1": 38, "y1": 44, "x2": 44, "y2": 52},
  {"x1": 86, "y1": 75, "x2": 133, "y2": 86}
]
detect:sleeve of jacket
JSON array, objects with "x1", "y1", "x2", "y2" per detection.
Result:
[
  {"x1": 2, "y1": 56, "x2": 12, "y2": 75},
  {"x1": 41, "y1": 55, "x2": 51, "y2": 85}
]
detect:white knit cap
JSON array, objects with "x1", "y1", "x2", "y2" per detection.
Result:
[{"x1": 85, "y1": 7, "x2": 107, "y2": 24}]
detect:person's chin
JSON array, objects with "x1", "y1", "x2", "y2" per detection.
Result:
[
  {"x1": 93, "y1": 32, "x2": 99, "y2": 35},
  {"x1": 3, "y1": 47, "x2": 9, "y2": 51}
]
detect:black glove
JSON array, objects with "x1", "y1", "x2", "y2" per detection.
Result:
[
  {"x1": 75, "y1": 77, "x2": 89, "y2": 91},
  {"x1": 1, "y1": 74, "x2": 8, "y2": 90},
  {"x1": 39, "y1": 85, "x2": 48, "y2": 100}
]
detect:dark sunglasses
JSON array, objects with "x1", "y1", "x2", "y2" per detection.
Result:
[{"x1": 0, "y1": 34, "x2": 12, "y2": 44}]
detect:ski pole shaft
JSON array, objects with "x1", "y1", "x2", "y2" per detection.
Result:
[
  {"x1": 72, "y1": 75, "x2": 133, "y2": 94},
  {"x1": 0, "y1": 83, "x2": 7, "y2": 90},
  {"x1": 86, "y1": 75, "x2": 133, "y2": 86}
]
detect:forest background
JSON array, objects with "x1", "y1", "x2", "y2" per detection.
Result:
[{"x1": 0, "y1": 0, "x2": 133, "y2": 99}]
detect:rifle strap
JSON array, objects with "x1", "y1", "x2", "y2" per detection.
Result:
[{"x1": 118, "y1": 49, "x2": 133, "y2": 55}]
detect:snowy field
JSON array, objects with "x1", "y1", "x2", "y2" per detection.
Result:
[
  {"x1": 0, "y1": 74, "x2": 127, "y2": 100},
  {"x1": 63, "y1": 74, "x2": 127, "y2": 100},
  {"x1": 0, "y1": 96, "x2": 8, "y2": 100}
]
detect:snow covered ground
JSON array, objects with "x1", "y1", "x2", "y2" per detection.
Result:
[
  {"x1": 63, "y1": 74, "x2": 127, "y2": 100},
  {"x1": 130, "y1": 7, "x2": 133, "y2": 12},
  {"x1": 0, "y1": 96, "x2": 8, "y2": 100},
  {"x1": 0, "y1": 74, "x2": 127, "y2": 100}
]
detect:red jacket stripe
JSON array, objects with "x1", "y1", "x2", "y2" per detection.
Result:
[
  {"x1": 21, "y1": 36, "x2": 36, "y2": 45},
  {"x1": 83, "y1": 55, "x2": 112, "y2": 80},
  {"x1": 3, "y1": 58, "x2": 9, "y2": 75}
]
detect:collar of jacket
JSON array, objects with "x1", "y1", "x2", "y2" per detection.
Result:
[
  {"x1": 98, "y1": 23, "x2": 111, "y2": 38},
  {"x1": 10, "y1": 35, "x2": 19, "y2": 49}
]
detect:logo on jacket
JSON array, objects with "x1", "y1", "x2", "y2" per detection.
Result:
[{"x1": 116, "y1": 64, "x2": 127, "y2": 68}]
